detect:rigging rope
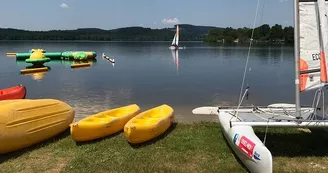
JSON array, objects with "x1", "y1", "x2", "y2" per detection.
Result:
[
  {"x1": 235, "y1": 88, "x2": 249, "y2": 119},
  {"x1": 238, "y1": 0, "x2": 262, "y2": 104},
  {"x1": 263, "y1": 119, "x2": 269, "y2": 145},
  {"x1": 323, "y1": 89, "x2": 325, "y2": 120}
]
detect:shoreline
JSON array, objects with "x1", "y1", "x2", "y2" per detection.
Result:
[{"x1": 1, "y1": 122, "x2": 328, "y2": 173}]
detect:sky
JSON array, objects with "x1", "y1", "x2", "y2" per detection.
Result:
[{"x1": 0, "y1": 0, "x2": 293, "y2": 31}]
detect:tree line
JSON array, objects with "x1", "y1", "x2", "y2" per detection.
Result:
[
  {"x1": 0, "y1": 24, "x2": 294, "y2": 44},
  {"x1": 204, "y1": 24, "x2": 294, "y2": 44},
  {"x1": 0, "y1": 25, "x2": 211, "y2": 41}
]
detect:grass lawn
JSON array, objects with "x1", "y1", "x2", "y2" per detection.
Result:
[{"x1": 1, "y1": 122, "x2": 328, "y2": 173}]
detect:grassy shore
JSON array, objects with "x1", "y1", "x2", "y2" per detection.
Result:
[{"x1": 1, "y1": 122, "x2": 328, "y2": 173}]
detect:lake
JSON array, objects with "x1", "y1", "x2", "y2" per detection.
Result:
[{"x1": 0, "y1": 41, "x2": 316, "y2": 122}]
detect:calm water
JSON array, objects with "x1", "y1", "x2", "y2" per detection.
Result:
[{"x1": 0, "y1": 41, "x2": 316, "y2": 122}]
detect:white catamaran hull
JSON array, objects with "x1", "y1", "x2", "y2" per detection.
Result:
[
  {"x1": 169, "y1": 46, "x2": 185, "y2": 50},
  {"x1": 219, "y1": 112, "x2": 272, "y2": 173},
  {"x1": 192, "y1": 105, "x2": 327, "y2": 173},
  {"x1": 169, "y1": 46, "x2": 177, "y2": 50}
]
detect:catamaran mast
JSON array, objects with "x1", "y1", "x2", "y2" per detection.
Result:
[{"x1": 295, "y1": 0, "x2": 301, "y2": 117}]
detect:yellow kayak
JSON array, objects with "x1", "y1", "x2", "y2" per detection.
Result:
[
  {"x1": 0, "y1": 99, "x2": 74, "y2": 154},
  {"x1": 124, "y1": 104, "x2": 174, "y2": 144},
  {"x1": 70, "y1": 104, "x2": 140, "y2": 142}
]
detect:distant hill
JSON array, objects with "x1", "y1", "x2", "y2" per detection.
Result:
[{"x1": 0, "y1": 24, "x2": 221, "y2": 41}]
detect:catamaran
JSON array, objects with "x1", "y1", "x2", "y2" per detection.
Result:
[
  {"x1": 169, "y1": 25, "x2": 185, "y2": 50},
  {"x1": 192, "y1": 0, "x2": 328, "y2": 173}
]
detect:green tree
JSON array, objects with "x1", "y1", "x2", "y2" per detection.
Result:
[
  {"x1": 268, "y1": 24, "x2": 284, "y2": 42},
  {"x1": 283, "y1": 26, "x2": 294, "y2": 44}
]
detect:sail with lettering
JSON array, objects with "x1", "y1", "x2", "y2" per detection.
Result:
[{"x1": 299, "y1": 0, "x2": 328, "y2": 92}]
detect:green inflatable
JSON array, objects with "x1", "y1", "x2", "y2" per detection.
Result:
[
  {"x1": 25, "y1": 52, "x2": 51, "y2": 66},
  {"x1": 16, "y1": 52, "x2": 62, "y2": 60},
  {"x1": 73, "y1": 52, "x2": 88, "y2": 60}
]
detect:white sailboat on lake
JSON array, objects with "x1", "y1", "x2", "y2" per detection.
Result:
[
  {"x1": 193, "y1": 0, "x2": 328, "y2": 172},
  {"x1": 169, "y1": 25, "x2": 185, "y2": 50}
]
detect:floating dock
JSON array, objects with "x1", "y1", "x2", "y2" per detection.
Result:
[
  {"x1": 20, "y1": 67, "x2": 49, "y2": 74},
  {"x1": 70, "y1": 63, "x2": 91, "y2": 69}
]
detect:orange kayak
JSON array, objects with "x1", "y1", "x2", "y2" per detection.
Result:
[{"x1": 0, "y1": 85, "x2": 26, "y2": 100}]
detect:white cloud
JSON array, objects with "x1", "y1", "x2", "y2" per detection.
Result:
[
  {"x1": 60, "y1": 3, "x2": 69, "y2": 8},
  {"x1": 162, "y1": 18, "x2": 180, "y2": 25},
  {"x1": 153, "y1": 22, "x2": 157, "y2": 25},
  {"x1": 279, "y1": 0, "x2": 288, "y2": 2}
]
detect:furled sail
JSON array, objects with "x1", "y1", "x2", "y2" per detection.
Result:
[{"x1": 299, "y1": 0, "x2": 328, "y2": 92}]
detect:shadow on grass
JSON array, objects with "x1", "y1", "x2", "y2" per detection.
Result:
[
  {"x1": 74, "y1": 131, "x2": 122, "y2": 146},
  {"x1": 256, "y1": 129, "x2": 328, "y2": 157},
  {"x1": 0, "y1": 128, "x2": 70, "y2": 163},
  {"x1": 128, "y1": 122, "x2": 177, "y2": 148}
]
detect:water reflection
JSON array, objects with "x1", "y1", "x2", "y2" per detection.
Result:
[
  {"x1": 171, "y1": 49, "x2": 179, "y2": 74},
  {"x1": 60, "y1": 88, "x2": 133, "y2": 121},
  {"x1": 0, "y1": 42, "x2": 311, "y2": 122},
  {"x1": 22, "y1": 71, "x2": 48, "y2": 81},
  {"x1": 20, "y1": 65, "x2": 51, "y2": 81}
]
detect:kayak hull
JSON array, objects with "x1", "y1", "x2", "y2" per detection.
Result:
[
  {"x1": 124, "y1": 104, "x2": 174, "y2": 144},
  {"x1": 0, "y1": 99, "x2": 74, "y2": 154},
  {"x1": 70, "y1": 104, "x2": 140, "y2": 142},
  {"x1": 0, "y1": 85, "x2": 26, "y2": 100}
]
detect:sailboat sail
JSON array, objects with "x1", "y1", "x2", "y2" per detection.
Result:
[
  {"x1": 299, "y1": 0, "x2": 328, "y2": 92},
  {"x1": 171, "y1": 34, "x2": 176, "y2": 46},
  {"x1": 318, "y1": 0, "x2": 328, "y2": 83},
  {"x1": 171, "y1": 25, "x2": 179, "y2": 46}
]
